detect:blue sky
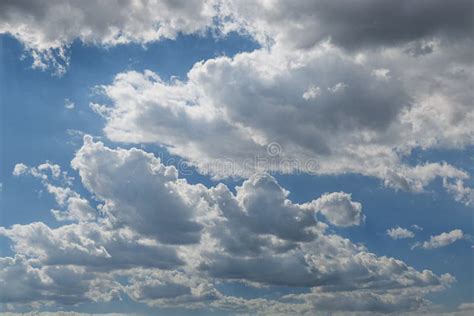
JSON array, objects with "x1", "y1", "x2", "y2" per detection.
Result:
[{"x1": 0, "y1": 1, "x2": 473, "y2": 315}]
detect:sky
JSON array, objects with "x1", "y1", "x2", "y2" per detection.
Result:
[{"x1": 0, "y1": 1, "x2": 473, "y2": 315}]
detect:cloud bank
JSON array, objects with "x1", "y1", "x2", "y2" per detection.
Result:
[
  {"x1": 1, "y1": 138, "x2": 457, "y2": 313},
  {"x1": 2, "y1": 0, "x2": 473, "y2": 200}
]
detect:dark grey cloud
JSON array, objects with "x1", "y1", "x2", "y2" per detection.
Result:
[
  {"x1": 224, "y1": 0, "x2": 474, "y2": 50},
  {"x1": 2, "y1": 0, "x2": 472, "y2": 74}
]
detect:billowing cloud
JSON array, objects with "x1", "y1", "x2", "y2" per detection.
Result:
[
  {"x1": 2, "y1": 1, "x2": 472, "y2": 313},
  {"x1": 0, "y1": 222, "x2": 184, "y2": 270},
  {"x1": 2, "y1": 0, "x2": 472, "y2": 74},
  {"x1": 3, "y1": 0, "x2": 473, "y2": 204},
  {"x1": 387, "y1": 227, "x2": 416, "y2": 240},
  {"x1": 221, "y1": 0, "x2": 474, "y2": 50},
  {"x1": 313, "y1": 192, "x2": 364, "y2": 227},
  {"x1": 0, "y1": 139, "x2": 458, "y2": 313},
  {"x1": 69, "y1": 0, "x2": 472, "y2": 199},
  {"x1": 0, "y1": 0, "x2": 218, "y2": 74},
  {"x1": 94, "y1": 41, "x2": 473, "y2": 198},
  {"x1": 0, "y1": 255, "x2": 118, "y2": 306},
  {"x1": 71, "y1": 135, "x2": 206, "y2": 245}
]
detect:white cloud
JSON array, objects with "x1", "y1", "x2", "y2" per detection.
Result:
[
  {"x1": 50, "y1": 195, "x2": 96, "y2": 222},
  {"x1": 387, "y1": 227, "x2": 415, "y2": 239},
  {"x1": 0, "y1": 0, "x2": 218, "y2": 75},
  {"x1": 12, "y1": 163, "x2": 28, "y2": 176},
  {"x1": 327, "y1": 82, "x2": 348, "y2": 93},
  {"x1": 443, "y1": 179, "x2": 474, "y2": 206},
  {"x1": 64, "y1": 98, "x2": 75, "y2": 110},
  {"x1": 284, "y1": 280, "x2": 455, "y2": 314},
  {"x1": 415, "y1": 229, "x2": 464, "y2": 249},
  {"x1": 2, "y1": 0, "x2": 473, "y2": 207},
  {"x1": 0, "y1": 255, "x2": 117, "y2": 306},
  {"x1": 1, "y1": 138, "x2": 457, "y2": 313},
  {"x1": 12, "y1": 162, "x2": 93, "y2": 222},
  {"x1": 372, "y1": 68, "x2": 391, "y2": 80},
  {"x1": 2, "y1": 0, "x2": 472, "y2": 75},
  {"x1": 2, "y1": 1, "x2": 473, "y2": 312},
  {"x1": 302, "y1": 85, "x2": 321, "y2": 100},
  {"x1": 0, "y1": 222, "x2": 184, "y2": 270},
  {"x1": 13, "y1": 162, "x2": 65, "y2": 180},
  {"x1": 313, "y1": 192, "x2": 364, "y2": 227},
  {"x1": 95, "y1": 43, "x2": 472, "y2": 198}
]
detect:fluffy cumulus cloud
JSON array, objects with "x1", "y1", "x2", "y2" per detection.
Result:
[
  {"x1": 0, "y1": 138, "x2": 457, "y2": 313},
  {"x1": 313, "y1": 192, "x2": 363, "y2": 227},
  {"x1": 70, "y1": 135, "x2": 206, "y2": 245},
  {"x1": 2, "y1": 1, "x2": 473, "y2": 314},
  {"x1": 0, "y1": 222, "x2": 184, "y2": 270},
  {"x1": 85, "y1": 0, "x2": 474, "y2": 200},
  {"x1": 0, "y1": 0, "x2": 218, "y2": 74},
  {"x1": 94, "y1": 41, "x2": 473, "y2": 197},
  {"x1": 415, "y1": 229, "x2": 465, "y2": 250},
  {"x1": 387, "y1": 227, "x2": 416, "y2": 240},
  {"x1": 2, "y1": 0, "x2": 473, "y2": 74},
  {"x1": 2, "y1": 1, "x2": 473, "y2": 198},
  {"x1": 0, "y1": 255, "x2": 119, "y2": 306}
]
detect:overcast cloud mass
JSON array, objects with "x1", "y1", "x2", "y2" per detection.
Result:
[{"x1": 0, "y1": 1, "x2": 473, "y2": 315}]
